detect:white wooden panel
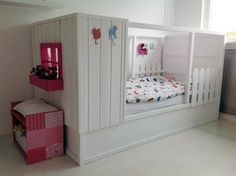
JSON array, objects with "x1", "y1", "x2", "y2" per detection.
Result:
[
  {"x1": 100, "y1": 20, "x2": 112, "y2": 128},
  {"x1": 120, "y1": 22, "x2": 127, "y2": 124},
  {"x1": 203, "y1": 68, "x2": 211, "y2": 104},
  {"x1": 192, "y1": 69, "x2": 199, "y2": 106},
  {"x1": 60, "y1": 17, "x2": 78, "y2": 130},
  {"x1": 78, "y1": 17, "x2": 89, "y2": 133},
  {"x1": 198, "y1": 68, "x2": 205, "y2": 105},
  {"x1": 88, "y1": 18, "x2": 101, "y2": 131},
  {"x1": 163, "y1": 33, "x2": 191, "y2": 82},
  {"x1": 110, "y1": 21, "x2": 123, "y2": 126},
  {"x1": 60, "y1": 19, "x2": 71, "y2": 127},
  {"x1": 163, "y1": 34, "x2": 190, "y2": 56},
  {"x1": 194, "y1": 34, "x2": 224, "y2": 58},
  {"x1": 192, "y1": 57, "x2": 219, "y2": 69},
  {"x1": 185, "y1": 33, "x2": 194, "y2": 104},
  {"x1": 127, "y1": 36, "x2": 134, "y2": 79}
]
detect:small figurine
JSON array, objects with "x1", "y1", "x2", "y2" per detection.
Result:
[
  {"x1": 138, "y1": 43, "x2": 148, "y2": 56},
  {"x1": 109, "y1": 25, "x2": 118, "y2": 45},
  {"x1": 92, "y1": 28, "x2": 101, "y2": 45}
]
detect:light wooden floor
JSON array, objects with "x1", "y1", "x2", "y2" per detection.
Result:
[{"x1": 1, "y1": 119, "x2": 236, "y2": 176}]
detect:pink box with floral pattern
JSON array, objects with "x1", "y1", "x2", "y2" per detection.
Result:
[{"x1": 11, "y1": 101, "x2": 64, "y2": 164}]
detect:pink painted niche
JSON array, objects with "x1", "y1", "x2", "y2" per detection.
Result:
[{"x1": 29, "y1": 43, "x2": 63, "y2": 91}]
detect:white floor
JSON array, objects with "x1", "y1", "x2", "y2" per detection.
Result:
[{"x1": 1, "y1": 119, "x2": 236, "y2": 176}]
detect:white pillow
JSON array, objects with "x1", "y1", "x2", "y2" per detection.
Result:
[{"x1": 13, "y1": 99, "x2": 58, "y2": 117}]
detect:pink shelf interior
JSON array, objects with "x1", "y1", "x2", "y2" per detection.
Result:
[{"x1": 30, "y1": 42, "x2": 63, "y2": 91}]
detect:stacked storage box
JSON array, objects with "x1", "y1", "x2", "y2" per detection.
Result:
[{"x1": 11, "y1": 100, "x2": 64, "y2": 164}]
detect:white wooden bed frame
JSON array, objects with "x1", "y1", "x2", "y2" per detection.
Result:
[{"x1": 31, "y1": 13, "x2": 225, "y2": 165}]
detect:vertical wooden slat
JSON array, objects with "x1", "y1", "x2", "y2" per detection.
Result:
[
  {"x1": 214, "y1": 68, "x2": 220, "y2": 102},
  {"x1": 110, "y1": 21, "x2": 122, "y2": 126},
  {"x1": 60, "y1": 19, "x2": 71, "y2": 127},
  {"x1": 78, "y1": 17, "x2": 89, "y2": 133},
  {"x1": 50, "y1": 21, "x2": 63, "y2": 109},
  {"x1": 72, "y1": 17, "x2": 79, "y2": 131},
  {"x1": 88, "y1": 18, "x2": 101, "y2": 131},
  {"x1": 209, "y1": 68, "x2": 216, "y2": 103},
  {"x1": 100, "y1": 20, "x2": 112, "y2": 128},
  {"x1": 198, "y1": 68, "x2": 205, "y2": 105},
  {"x1": 63, "y1": 17, "x2": 78, "y2": 130},
  {"x1": 192, "y1": 68, "x2": 199, "y2": 106},
  {"x1": 203, "y1": 68, "x2": 211, "y2": 104},
  {"x1": 120, "y1": 22, "x2": 127, "y2": 124},
  {"x1": 186, "y1": 33, "x2": 194, "y2": 104},
  {"x1": 35, "y1": 24, "x2": 49, "y2": 101}
]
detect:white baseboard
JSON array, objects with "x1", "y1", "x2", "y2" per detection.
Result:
[
  {"x1": 65, "y1": 148, "x2": 80, "y2": 165},
  {"x1": 220, "y1": 113, "x2": 236, "y2": 123}
]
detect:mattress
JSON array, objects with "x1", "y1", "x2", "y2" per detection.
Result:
[
  {"x1": 126, "y1": 95, "x2": 185, "y2": 115},
  {"x1": 126, "y1": 76, "x2": 185, "y2": 104}
]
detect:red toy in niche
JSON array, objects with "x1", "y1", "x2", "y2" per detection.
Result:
[{"x1": 30, "y1": 43, "x2": 63, "y2": 91}]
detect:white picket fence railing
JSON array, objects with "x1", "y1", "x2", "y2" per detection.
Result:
[{"x1": 190, "y1": 67, "x2": 221, "y2": 106}]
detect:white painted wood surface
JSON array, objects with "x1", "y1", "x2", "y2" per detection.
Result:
[
  {"x1": 78, "y1": 17, "x2": 89, "y2": 133},
  {"x1": 88, "y1": 18, "x2": 101, "y2": 131},
  {"x1": 32, "y1": 14, "x2": 127, "y2": 133},
  {"x1": 100, "y1": 20, "x2": 112, "y2": 129},
  {"x1": 203, "y1": 68, "x2": 211, "y2": 104},
  {"x1": 78, "y1": 17, "x2": 127, "y2": 133},
  {"x1": 190, "y1": 67, "x2": 221, "y2": 107},
  {"x1": 32, "y1": 15, "x2": 79, "y2": 130},
  {"x1": 80, "y1": 102, "x2": 220, "y2": 165},
  {"x1": 163, "y1": 33, "x2": 191, "y2": 82},
  {"x1": 198, "y1": 68, "x2": 205, "y2": 105},
  {"x1": 192, "y1": 69, "x2": 199, "y2": 106},
  {"x1": 110, "y1": 21, "x2": 123, "y2": 126}
]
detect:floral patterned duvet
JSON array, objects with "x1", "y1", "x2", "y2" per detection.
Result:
[{"x1": 126, "y1": 76, "x2": 185, "y2": 104}]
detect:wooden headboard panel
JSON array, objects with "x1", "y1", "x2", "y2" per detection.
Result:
[{"x1": 128, "y1": 36, "x2": 163, "y2": 78}]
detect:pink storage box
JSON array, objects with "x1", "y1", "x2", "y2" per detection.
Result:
[{"x1": 11, "y1": 101, "x2": 64, "y2": 164}]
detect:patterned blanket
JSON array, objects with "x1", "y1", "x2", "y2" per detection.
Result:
[{"x1": 126, "y1": 76, "x2": 185, "y2": 104}]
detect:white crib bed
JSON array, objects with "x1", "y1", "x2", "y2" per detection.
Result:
[{"x1": 31, "y1": 13, "x2": 225, "y2": 165}]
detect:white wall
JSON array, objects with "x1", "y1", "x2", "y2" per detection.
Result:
[
  {"x1": 0, "y1": 5, "x2": 47, "y2": 31},
  {"x1": 174, "y1": 0, "x2": 203, "y2": 28},
  {"x1": 27, "y1": 0, "x2": 169, "y2": 25},
  {"x1": 210, "y1": 0, "x2": 236, "y2": 32},
  {"x1": 165, "y1": 0, "x2": 176, "y2": 26},
  {"x1": 0, "y1": 26, "x2": 34, "y2": 135}
]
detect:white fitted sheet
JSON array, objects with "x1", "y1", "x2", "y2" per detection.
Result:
[{"x1": 126, "y1": 95, "x2": 185, "y2": 115}]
